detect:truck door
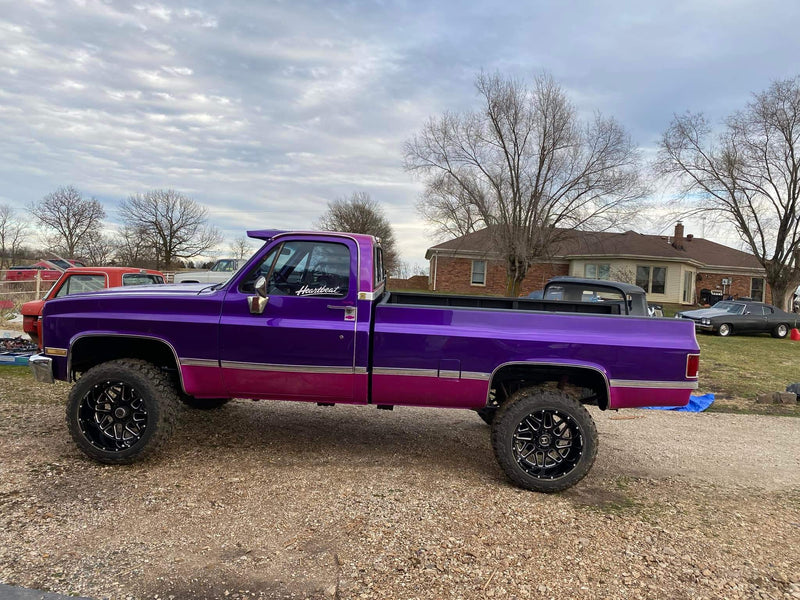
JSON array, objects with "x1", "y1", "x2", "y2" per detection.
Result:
[{"x1": 219, "y1": 237, "x2": 360, "y2": 402}]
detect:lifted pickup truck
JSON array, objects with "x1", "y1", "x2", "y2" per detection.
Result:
[{"x1": 30, "y1": 230, "x2": 700, "y2": 492}]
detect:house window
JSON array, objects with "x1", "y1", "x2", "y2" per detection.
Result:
[
  {"x1": 584, "y1": 263, "x2": 610, "y2": 280},
  {"x1": 751, "y1": 277, "x2": 764, "y2": 302},
  {"x1": 636, "y1": 265, "x2": 667, "y2": 294},
  {"x1": 471, "y1": 260, "x2": 486, "y2": 286}
]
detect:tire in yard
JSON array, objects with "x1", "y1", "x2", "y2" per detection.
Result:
[
  {"x1": 66, "y1": 359, "x2": 179, "y2": 464},
  {"x1": 491, "y1": 388, "x2": 598, "y2": 493},
  {"x1": 181, "y1": 396, "x2": 231, "y2": 410},
  {"x1": 771, "y1": 323, "x2": 789, "y2": 339},
  {"x1": 717, "y1": 323, "x2": 733, "y2": 337}
]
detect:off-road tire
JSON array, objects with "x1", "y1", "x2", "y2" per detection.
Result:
[
  {"x1": 66, "y1": 359, "x2": 179, "y2": 464},
  {"x1": 491, "y1": 388, "x2": 598, "y2": 493},
  {"x1": 717, "y1": 323, "x2": 733, "y2": 337},
  {"x1": 181, "y1": 396, "x2": 231, "y2": 410},
  {"x1": 771, "y1": 323, "x2": 789, "y2": 339}
]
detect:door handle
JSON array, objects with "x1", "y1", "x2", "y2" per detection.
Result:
[{"x1": 327, "y1": 305, "x2": 347, "y2": 310}]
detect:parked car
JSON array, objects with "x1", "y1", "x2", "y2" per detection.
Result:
[
  {"x1": 21, "y1": 266, "x2": 165, "y2": 347},
  {"x1": 30, "y1": 230, "x2": 699, "y2": 493},
  {"x1": 3, "y1": 259, "x2": 85, "y2": 282},
  {"x1": 173, "y1": 258, "x2": 244, "y2": 284},
  {"x1": 676, "y1": 300, "x2": 797, "y2": 337},
  {"x1": 530, "y1": 277, "x2": 653, "y2": 316}
]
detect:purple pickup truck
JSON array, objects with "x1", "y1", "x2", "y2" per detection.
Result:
[{"x1": 29, "y1": 230, "x2": 700, "y2": 492}]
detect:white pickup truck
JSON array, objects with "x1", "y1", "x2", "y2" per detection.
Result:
[{"x1": 173, "y1": 258, "x2": 244, "y2": 284}]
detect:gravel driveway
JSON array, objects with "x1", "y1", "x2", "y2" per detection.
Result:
[{"x1": 0, "y1": 370, "x2": 798, "y2": 600}]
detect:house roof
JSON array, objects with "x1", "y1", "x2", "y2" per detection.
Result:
[{"x1": 426, "y1": 227, "x2": 763, "y2": 271}]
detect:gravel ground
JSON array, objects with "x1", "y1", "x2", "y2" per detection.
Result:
[{"x1": 0, "y1": 368, "x2": 798, "y2": 600}]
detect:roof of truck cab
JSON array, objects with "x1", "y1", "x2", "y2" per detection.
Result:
[{"x1": 246, "y1": 229, "x2": 378, "y2": 245}]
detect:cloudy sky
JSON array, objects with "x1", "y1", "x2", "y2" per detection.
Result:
[{"x1": 1, "y1": 0, "x2": 799, "y2": 266}]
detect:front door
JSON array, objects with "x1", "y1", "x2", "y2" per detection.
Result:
[{"x1": 219, "y1": 236, "x2": 360, "y2": 402}]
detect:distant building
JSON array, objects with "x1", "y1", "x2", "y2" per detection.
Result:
[{"x1": 425, "y1": 223, "x2": 769, "y2": 304}]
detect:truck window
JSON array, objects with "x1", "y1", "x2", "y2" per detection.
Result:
[
  {"x1": 54, "y1": 274, "x2": 106, "y2": 298},
  {"x1": 211, "y1": 259, "x2": 238, "y2": 272},
  {"x1": 240, "y1": 241, "x2": 350, "y2": 297},
  {"x1": 122, "y1": 273, "x2": 164, "y2": 286}
]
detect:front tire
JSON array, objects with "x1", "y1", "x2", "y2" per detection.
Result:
[
  {"x1": 66, "y1": 359, "x2": 179, "y2": 464},
  {"x1": 717, "y1": 323, "x2": 733, "y2": 337},
  {"x1": 772, "y1": 323, "x2": 789, "y2": 339},
  {"x1": 491, "y1": 389, "x2": 598, "y2": 493}
]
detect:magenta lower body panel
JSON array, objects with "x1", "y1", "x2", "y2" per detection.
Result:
[
  {"x1": 609, "y1": 386, "x2": 692, "y2": 409},
  {"x1": 371, "y1": 374, "x2": 490, "y2": 409},
  {"x1": 181, "y1": 365, "x2": 227, "y2": 398},
  {"x1": 221, "y1": 368, "x2": 367, "y2": 403}
]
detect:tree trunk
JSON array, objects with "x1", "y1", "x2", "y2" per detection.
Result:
[
  {"x1": 505, "y1": 259, "x2": 527, "y2": 297},
  {"x1": 769, "y1": 281, "x2": 791, "y2": 312}
]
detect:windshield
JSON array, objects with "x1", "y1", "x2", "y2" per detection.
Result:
[
  {"x1": 211, "y1": 259, "x2": 238, "y2": 272},
  {"x1": 712, "y1": 301, "x2": 746, "y2": 315}
]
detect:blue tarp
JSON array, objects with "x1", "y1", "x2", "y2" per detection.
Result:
[{"x1": 645, "y1": 393, "x2": 715, "y2": 412}]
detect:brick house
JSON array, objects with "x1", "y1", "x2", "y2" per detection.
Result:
[{"x1": 425, "y1": 223, "x2": 770, "y2": 305}]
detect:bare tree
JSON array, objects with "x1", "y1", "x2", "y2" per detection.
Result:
[
  {"x1": 78, "y1": 231, "x2": 115, "y2": 266},
  {"x1": 229, "y1": 236, "x2": 253, "y2": 260},
  {"x1": 30, "y1": 186, "x2": 105, "y2": 258},
  {"x1": 656, "y1": 77, "x2": 800, "y2": 310},
  {"x1": 114, "y1": 225, "x2": 157, "y2": 268},
  {"x1": 0, "y1": 204, "x2": 29, "y2": 268},
  {"x1": 405, "y1": 72, "x2": 646, "y2": 296},
  {"x1": 315, "y1": 192, "x2": 399, "y2": 272},
  {"x1": 119, "y1": 189, "x2": 222, "y2": 269}
]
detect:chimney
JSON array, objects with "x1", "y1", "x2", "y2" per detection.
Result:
[{"x1": 673, "y1": 222, "x2": 685, "y2": 250}]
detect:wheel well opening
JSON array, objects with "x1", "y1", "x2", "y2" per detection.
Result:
[
  {"x1": 70, "y1": 337, "x2": 180, "y2": 384},
  {"x1": 489, "y1": 364, "x2": 609, "y2": 411}
]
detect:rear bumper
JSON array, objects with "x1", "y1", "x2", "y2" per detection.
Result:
[{"x1": 29, "y1": 354, "x2": 54, "y2": 384}]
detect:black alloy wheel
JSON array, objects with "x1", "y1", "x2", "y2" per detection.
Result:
[
  {"x1": 491, "y1": 389, "x2": 598, "y2": 493},
  {"x1": 67, "y1": 359, "x2": 179, "y2": 464},
  {"x1": 77, "y1": 380, "x2": 148, "y2": 451}
]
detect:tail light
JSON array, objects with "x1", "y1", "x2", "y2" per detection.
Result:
[{"x1": 686, "y1": 354, "x2": 700, "y2": 378}]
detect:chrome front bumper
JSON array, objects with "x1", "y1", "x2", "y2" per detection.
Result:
[{"x1": 29, "y1": 354, "x2": 54, "y2": 384}]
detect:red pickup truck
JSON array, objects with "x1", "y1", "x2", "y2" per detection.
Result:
[
  {"x1": 3, "y1": 259, "x2": 85, "y2": 282},
  {"x1": 22, "y1": 266, "x2": 165, "y2": 346}
]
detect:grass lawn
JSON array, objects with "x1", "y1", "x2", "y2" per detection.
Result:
[{"x1": 696, "y1": 333, "x2": 800, "y2": 416}]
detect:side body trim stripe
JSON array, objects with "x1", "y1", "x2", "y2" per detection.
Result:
[{"x1": 610, "y1": 379, "x2": 698, "y2": 390}]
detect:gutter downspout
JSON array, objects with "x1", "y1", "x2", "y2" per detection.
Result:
[{"x1": 433, "y1": 252, "x2": 438, "y2": 291}]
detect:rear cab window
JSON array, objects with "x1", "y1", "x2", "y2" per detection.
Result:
[{"x1": 122, "y1": 273, "x2": 165, "y2": 286}]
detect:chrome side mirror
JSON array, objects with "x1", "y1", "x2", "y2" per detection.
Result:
[{"x1": 248, "y1": 275, "x2": 268, "y2": 314}]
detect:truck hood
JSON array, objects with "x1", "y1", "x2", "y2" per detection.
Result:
[
  {"x1": 678, "y1": 307, "x2": 731, "y2": 319},
  {"x1": 51, "y1": 282, "x2": 223, "y2": 300}
]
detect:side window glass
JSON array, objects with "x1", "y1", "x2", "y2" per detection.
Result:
[{"x1": 270, "y1": 241, "x2": 350, "y2": 297}]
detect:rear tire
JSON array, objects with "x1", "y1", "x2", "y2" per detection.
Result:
[
  {"x1": 771, "y1": 323, "x2": 789, "y2": 339},
  {"x1": 66, "y1": 359, "x2": 179, "y2": 464},
  {"x1": 717, "y1": 323, "x2": 732, "y2": 337},
  {"x1": 491, "y1": 388, "x2": 598, "y2": 493}
]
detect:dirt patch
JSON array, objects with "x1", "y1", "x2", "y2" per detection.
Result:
[{"x1": 0, "y1": 369, "x2": 798, "y2": 599}]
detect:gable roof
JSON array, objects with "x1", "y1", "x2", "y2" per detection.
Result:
[{"x1": 426, "y1": 227, "x2": 763, "y2": 271}]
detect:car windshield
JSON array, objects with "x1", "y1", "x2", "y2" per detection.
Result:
[
  {"x1": 211, "y1": 260, "x2": 237, "y2": 272},
  {"x1": 713, "y1": 301, "x2": 746, "y2": 315}
]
